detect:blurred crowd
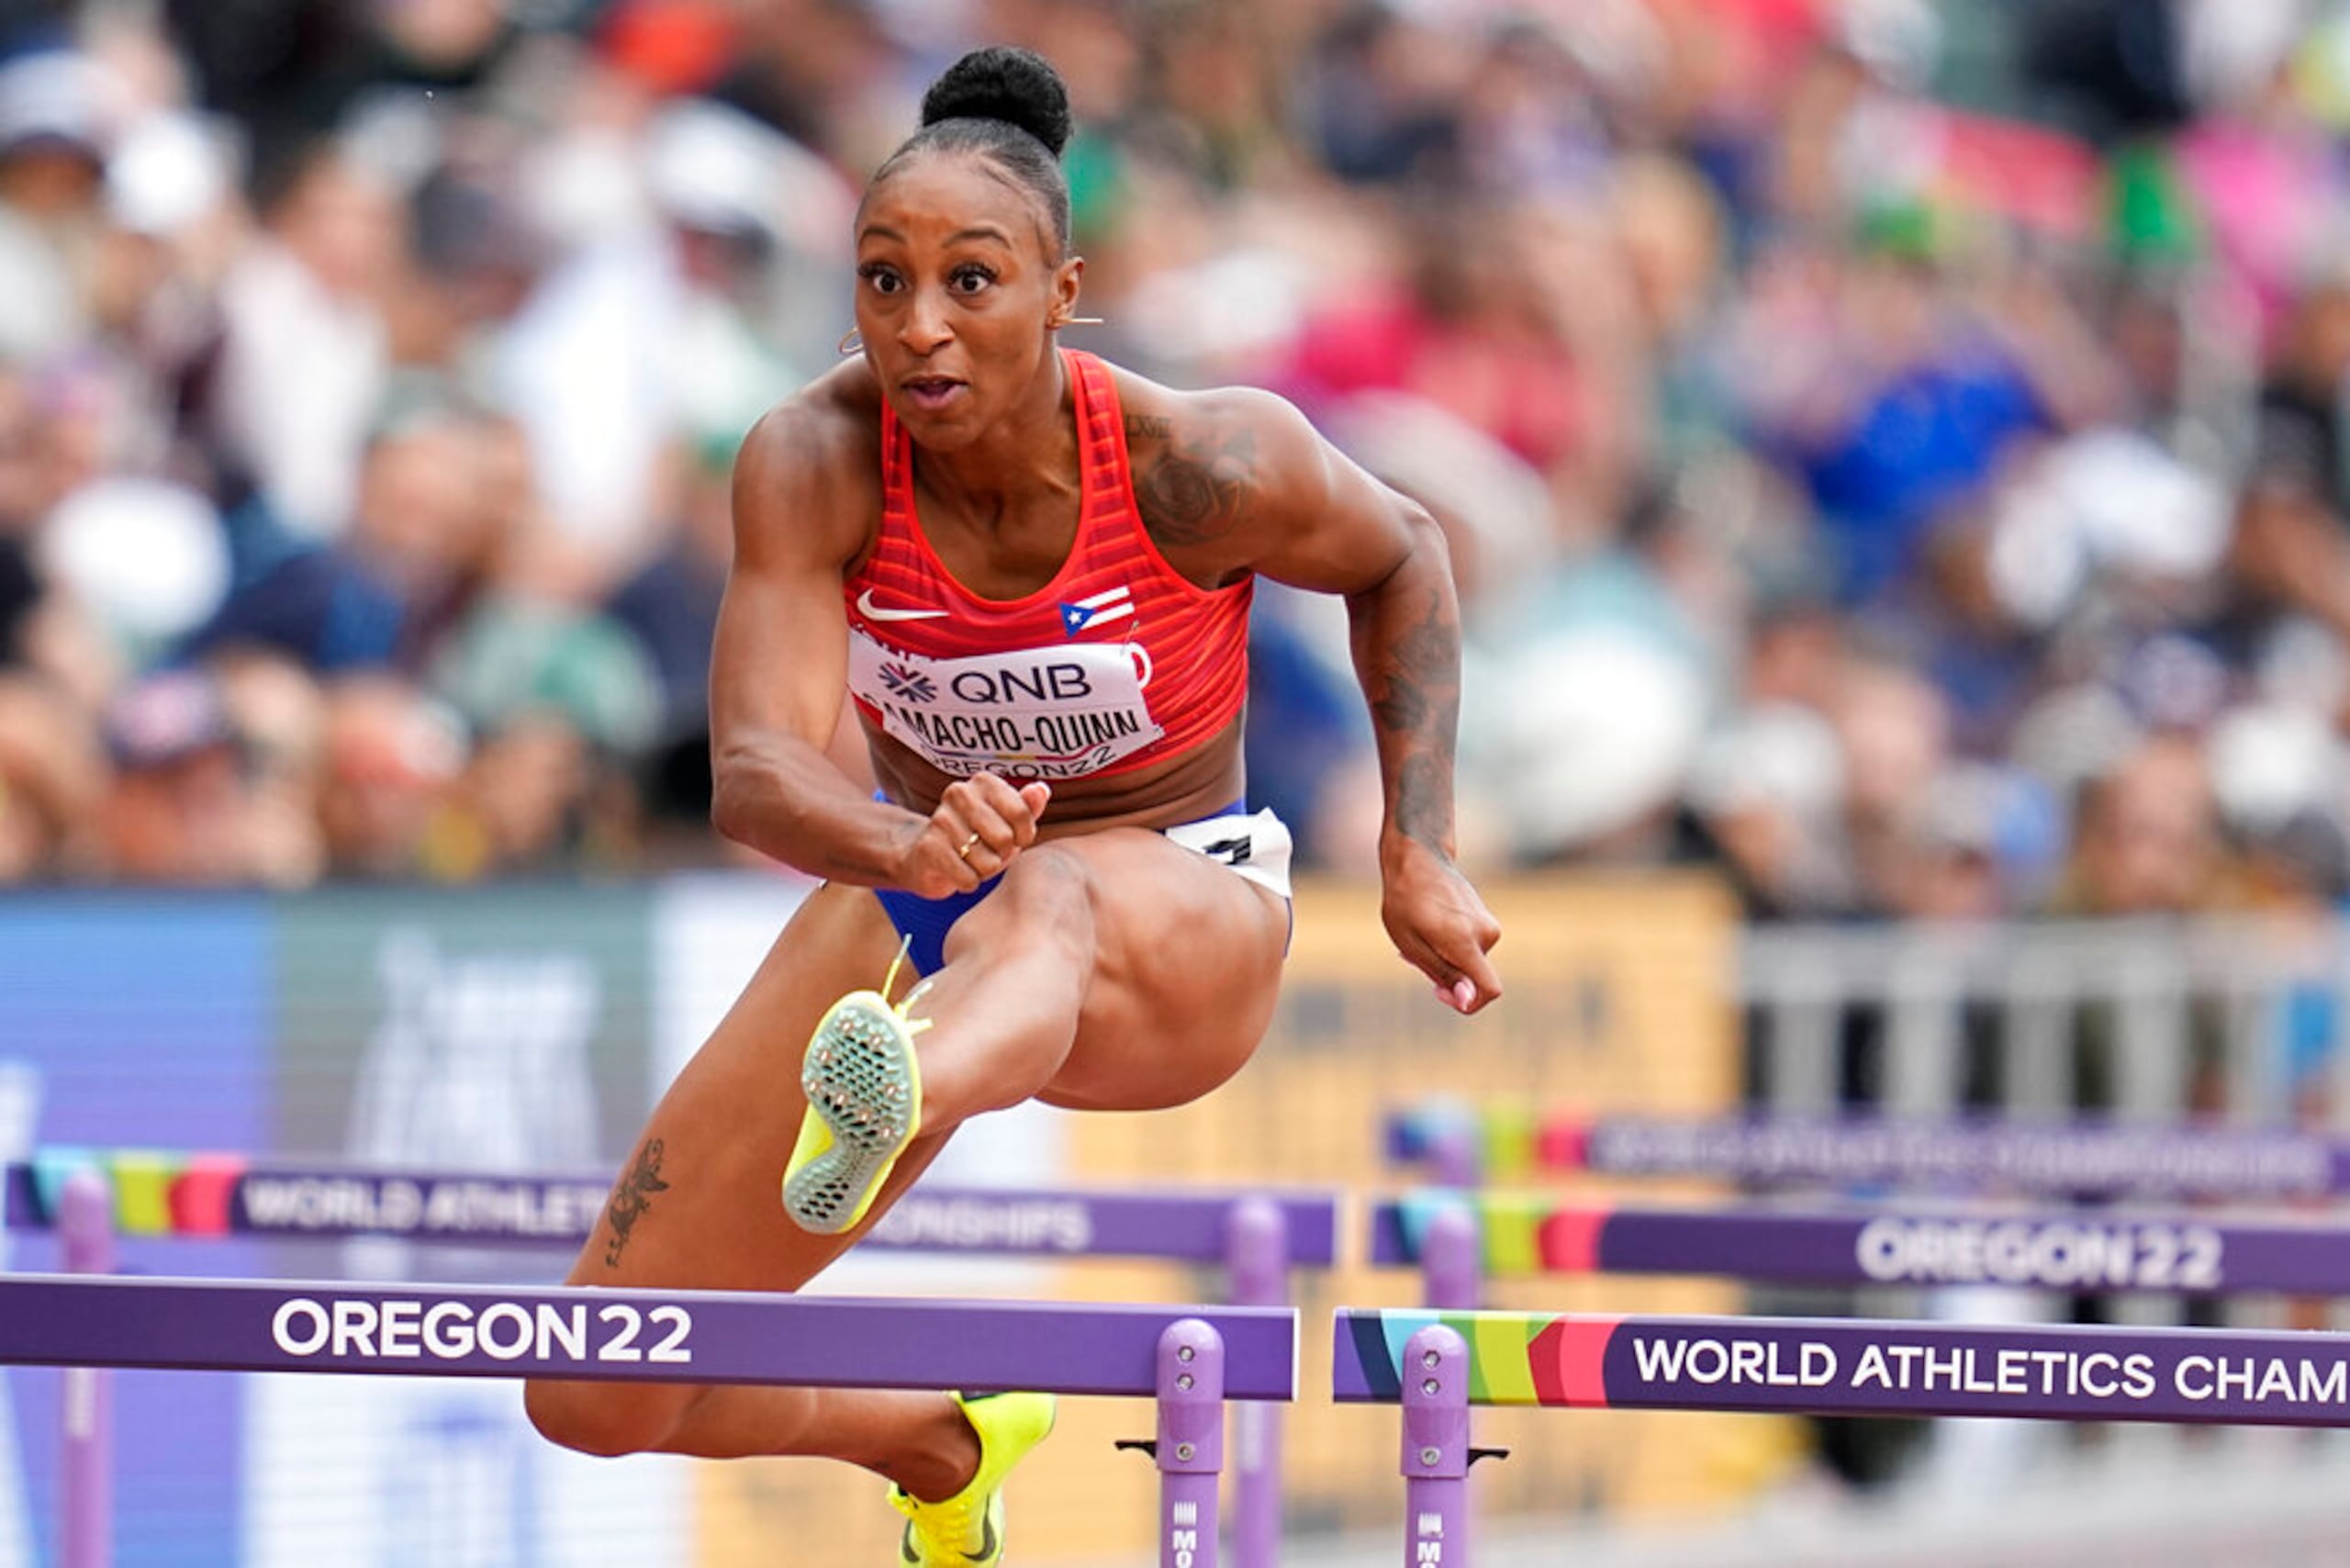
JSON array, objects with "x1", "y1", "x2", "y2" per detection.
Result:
[{"x1": 6, "y1": 0, "x2": 2350, "y2": 913}]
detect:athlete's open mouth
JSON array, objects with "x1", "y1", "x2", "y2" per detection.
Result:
[{"x1": 901, "y1": 375, "x2": 966, "y2": 412}]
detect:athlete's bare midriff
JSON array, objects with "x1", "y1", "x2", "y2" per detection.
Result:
[{"x1": 864, "y1": 719, "x2": 1248, "y2": 835}]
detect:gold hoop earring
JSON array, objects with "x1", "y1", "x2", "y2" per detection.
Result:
[{"x1": 837, "y1": 328, "x2": 864, "y2": 356}]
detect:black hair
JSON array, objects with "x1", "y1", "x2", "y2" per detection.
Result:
[{"x1": 873, "y1": 46, "x2": 1073, "y2": 256}]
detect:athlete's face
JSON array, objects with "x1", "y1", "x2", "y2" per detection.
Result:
[{"x1": 853, "y1": 152, "x2": 1081, "y2": 448}]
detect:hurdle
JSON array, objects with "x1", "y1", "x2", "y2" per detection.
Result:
[
  {"x1": 6, "y1": 1155, "x2": 1335, "y2": 1568},
  {"x1": 1383, "y1": 1103, "x2": 2350, "y2": 1198},
  {"x1": 1371, "y1": 1191, "x2": 2350, "y2": 1298},
  {"x1": 1336, "y1": 1307, "x2": 2350, "y2": 1566},
  {"x1": 0, "y1": 1264, "x2": 1295, "y2": 1568}
]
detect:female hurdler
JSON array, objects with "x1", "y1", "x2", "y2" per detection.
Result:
[{"x1": 527, "y1": 45, "x2": 1502, "y2": 1567}]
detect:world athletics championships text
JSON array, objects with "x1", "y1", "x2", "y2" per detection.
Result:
[
  {"x1": 1586, "y1": 1122, "x2": 2335, "y2": 1197},
  {"x1": 1628, "y1": 1334, "x2": 2350, "y2": 1408}
]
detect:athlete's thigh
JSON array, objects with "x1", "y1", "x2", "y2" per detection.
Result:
[
  {"x1": 1017, "y1": 829, "x2": 1289, "y2": 1111},
  {"x1": 564, "y1": 880, "x2": 927, "y2": 1294}
]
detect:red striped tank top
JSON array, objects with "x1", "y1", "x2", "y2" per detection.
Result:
[{"x1": 842, "y1": 350, "x2": 1253, "y2": 782}]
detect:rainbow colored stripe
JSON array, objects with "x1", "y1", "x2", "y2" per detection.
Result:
[
  {"x1": 1336, "y1": 1307, "x2": 1617, "y2": 1406},
  {"x1": 4, "y1": 1148, "x2": 251, "y2": 1237},
  {"x1": 1384, "y1": 1103, "x2": 1584, "y2": 1179},
  {"x1": 1379, "y1": 1191, "x2": 1606, "y2": 1273}
]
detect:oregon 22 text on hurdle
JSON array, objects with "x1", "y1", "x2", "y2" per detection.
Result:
[{"x1": 270, "y1": 1294, "x2": 694, "y2": 1364}]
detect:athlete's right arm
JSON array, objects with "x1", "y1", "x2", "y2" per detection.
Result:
[
  {"x1": 709, "y1": 398, "x2": 1027, "y2": 894},
  {"x1": 708, "y1": 399, "x2": 912, "y2": 883}
]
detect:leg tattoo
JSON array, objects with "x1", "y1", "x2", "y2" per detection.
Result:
[{"x1": 602, "y1": 1137, "x2": 672, "y2": 1267}]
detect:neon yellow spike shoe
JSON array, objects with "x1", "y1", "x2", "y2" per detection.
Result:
[
  {"x1": 891, "y1": 1391, "x2": 1058, "y2": 1567},
  {"x1": 783, "y1": 939, "x2": 932, "y2": 1236}
]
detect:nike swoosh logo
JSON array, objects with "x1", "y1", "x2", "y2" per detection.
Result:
[{"x1": 859, "y1": 588, "x2": 950, "y2": 622}]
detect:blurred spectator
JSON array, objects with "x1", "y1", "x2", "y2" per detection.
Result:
[
  {"x1": 1828, "y1": 655, "x2": 1953, "y2": 911},
  {"x1": 1684, "y1": 700, "x2": 1852, "y2": 919},
  {"x1": 186, "y1": 389, "x2": 493, "y2": 673},
  {"x1": 316, "y1": 672, "x2": 464, "y2": 879},
  {"x1": 2228, "y1": 271, "x2": 2350, "y2": 652},
  {"x1": 207, "y1": 644, "x2": 327, "y2": 888},
  {"x1": 605, "y1": 439, "x2": 728, "y2": 753},
  {"x1": 0, "y1": 49, "x2": 117, "y2": 363},
  {"x1": 2052, "y1": 731, "x2": 2222, "y2": 916},
  {"x1": 208, "y1": 139, "x2": 399, "y2": 541},
  {"x1": 0, "y1": 669, "x2": 101, "y2": 880},
  {"x1": 495, "y1": 88, "x2": 834, "y2": 588},
  {"x1": 7, "y1": 0, "x2": 2350, "y2": 917},
  {"x1": 95, "y1": 666, "x2": 251, "y2": 883},
  {"x1": 423, "y1": 710, "x2": 636, "y2": 881}
]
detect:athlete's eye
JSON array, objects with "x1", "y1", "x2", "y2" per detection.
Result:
[
  {"x1": 858, "y1": 263, "x2": 905, "y2": 296},
  {"x1": 948, "y1": 264, "x2": 997, "y2": 297}
]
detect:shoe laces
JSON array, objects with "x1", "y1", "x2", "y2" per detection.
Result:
[{"x1": 878, "y1": 934, "x2": 935, "y2": 1038}]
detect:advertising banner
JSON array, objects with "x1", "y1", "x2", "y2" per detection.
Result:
[
  {"x1": 249, "y1": 885, "x2": 681, "y2": 1568},
  {"x1": 0, "y1": 895, "x2": 274, "y2": 1566}
]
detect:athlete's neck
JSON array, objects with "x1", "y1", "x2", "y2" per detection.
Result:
[{"x1": 910, "y1": 348, "x2": 1077, "y2": 524}]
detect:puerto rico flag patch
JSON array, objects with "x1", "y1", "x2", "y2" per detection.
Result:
[{"x1": 1059, "y1": 585, "x2": 1134, "y2": 637}]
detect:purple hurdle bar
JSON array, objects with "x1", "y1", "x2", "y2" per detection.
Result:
[
  {"x1": 0, "y1": 1274, "x2": 1297, "y2": 1395},
  {"x1": 0, "y1": 1273, "x2": 1295, "y2": 1564},
  {"x1": 1385, "y1": 1106, "x2": 2350, "y2": 1199},
  {"x1": 56, "y1": 1172, "x2": 110, "y2": 1568},
  {"x1": 1340, "y1": 1308, "x2": 2350, "y2": 1566},
  {"x1": 7, "y1": 1163, "x2": 1329, "y2": 1568},
  {"x1": 1372, "y1": 1193, "x2": 2350, "y2": 1298},
  {"x1": 2, "y1": 1158, "x2": 1341, "y2": 1266},
  {"x1": 1337, "y1": 1307, "x2": 2350, "y2": 1423}
]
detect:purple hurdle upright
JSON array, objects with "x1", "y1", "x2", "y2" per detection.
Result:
[
  {"x1": 1421, "y1": 1204, "x2": 1480, "y2": 1313},
  {"x1": 1225, "y1": 1195, "x2": 1287, "y2": 1568},
  {"x1": 1401, "y1": 1324, "x2": 1472, "y2": 1568},
  {"x1": 1157, "y1": 1318, "x2": 1225, "y2": 1568},
  {"x1": 57, "y1": 1170, "x2": 112, "y2": 1568},
  {"x1": 1418, "y1": 1203, "x2": 1479, "y2": 1561}
]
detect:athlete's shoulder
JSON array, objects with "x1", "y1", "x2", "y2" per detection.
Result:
[
  {"x1": 739, "y1": 359, "x2": 886, "y2": 481},
  {"x1": 1105, "y1": 363, "x2": 1314, "y2": 448},
  {"x1": 1106, "y1": 364, "x2": 1332, "y2": 557},
  {"x1": 733, "y1": 361, "x2": 888, "y2": 564}
]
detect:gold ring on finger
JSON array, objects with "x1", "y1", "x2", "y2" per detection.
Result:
[{"x1": 957, "y1": 832, "x2": 982, "y2": 860}]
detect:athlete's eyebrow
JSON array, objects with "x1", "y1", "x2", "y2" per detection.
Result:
[{"x1": 855, "y1": 222, "x2": 1014, "y2": 250}]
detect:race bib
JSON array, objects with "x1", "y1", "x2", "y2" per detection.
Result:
[{"x1": 847, "y1": 630, "x2": 1164, "y2": 779}]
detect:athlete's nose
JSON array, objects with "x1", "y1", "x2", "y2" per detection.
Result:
[{"x1": 899, "y1": 287, "x2": 955, "y2": 353}]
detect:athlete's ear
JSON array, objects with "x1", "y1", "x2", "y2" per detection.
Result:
[{"x1": 1047, "y1": 255, "x2": 1085, "y2": 329}]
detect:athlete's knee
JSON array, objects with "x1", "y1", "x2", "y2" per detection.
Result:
[
  {"x1": 991, "y1": 844, "x2": 1099, "y2": 946},
  {"x1": 524, "y1": 1376, "x2": 687, "y2": 1458}
]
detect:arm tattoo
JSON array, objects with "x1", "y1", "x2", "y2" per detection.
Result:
[
  {"x1": 1372, "y1": 594, "x2": 1458, "y2": 732},
  {"x1": 602, "y1": 1137, "x2": 672, "y2": 1268},
  {"x1": 1125, "y1": 412, "x2": 1254, "y2": 549},
  {"x1": 1393, "y1": 753, "x2": 1449, "y2": 849},
  {"x1": 1358, "y1": 587, "x2": 1461, "y2": 852}
]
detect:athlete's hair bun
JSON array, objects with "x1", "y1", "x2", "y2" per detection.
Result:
[{"x1": 920, "y1": 47, "x2": 1072, "y2": 159}]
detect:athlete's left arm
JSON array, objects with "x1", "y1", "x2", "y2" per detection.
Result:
[{"x1": 1208, "y1": 389, "x2": 1503, "y2": 1014}]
